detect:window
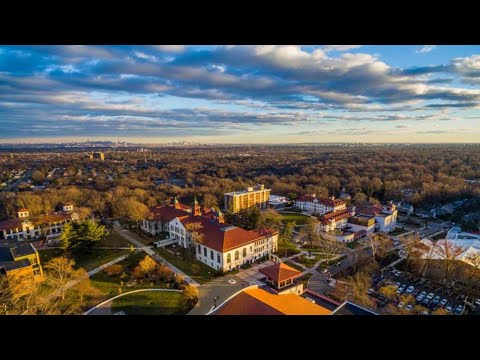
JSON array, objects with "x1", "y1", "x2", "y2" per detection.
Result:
[
  {"x1": 217, "y1": 253, "x2": 221, "y2": 263},
  {"x1": 243, "y1": 248, "x2": 247, "y2": 257},
  {"x1": 210, "y1": 250, "x2": 214, "y2": 260},
  {"x1": 235, "y1": 251, "x2": 239, "y2": 260},
  {"x1": 250, "y1": 246, "x2": 252, "y2": 252},
  {"x1": 227, "y1": 254, "x2": 231, "y2": 263},
  {"x1": 204, "y1": 247, "x2": 207, "y2": 256},
  {"x1": 197, "y1": 244, "x2": 201, "y2": 254},
  {"x1": 30, "y1": 257, "x2": 37, "y2": 265}
]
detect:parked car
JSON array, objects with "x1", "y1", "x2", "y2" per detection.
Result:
[
  {"x1": 416, "y1": 291, "x2": 427, "y2": 302},
  {"x1": 454, "y1": 304, "x2": 464, "y2": 315},
  {"x1": 397, "y1": 285, "x2": 407, "y2": 294},
  {"x1": 422, "y1": 297, "x2": 431, "y2": 306},
  {"x1": 397, "y1": 301, "x2": 405, "y2": 308},
  {"x1": 418, "y1": 279, "x2": 426, "y2": 286},
  {"x1": 457, "y1": 294, "x2": 466, "y2": 301},
  {"x1": 321, "y1": 268, "x2": 328, "y2": 273},
  {"x1": 394, "y1": 282, "x2": 401, "y2": 289},
  {"x1": 430, "y1": 295, "x2": 441, "y2": 309},
  {"x1": 445, "y1": 304, "x2": 453, "y2": 313},
  {"x1": 439, "y1": 298, "x2": 448, "y2": 308},
  {"x1": 421, "y1": 310, "x2": 430, "y2": 315},
  {"x1": 426, "y1": 292, "x2": 435, "y2": 300},
  {"x1": 367, "y1": 288, "x2": 375, "y2": 295},
  {"x1": 405, "y1": 304, "x2": 414, "y2": 312},
  {"x1": 436, "y1": 286, "x2": 444, "y2": 293},
  {"x1": 406, "y1": 285, "x2": 415, "y2": 294},
  {"x1": 412, "y1": 289, "x2": 420, "y2": 297}
]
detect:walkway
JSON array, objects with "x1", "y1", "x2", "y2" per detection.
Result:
[
  {"x1": 46, "y1": 252, "x2": 130, "y2": 301},
  {"x1": 84, "y1": 288, "x2": 182, "y2": 315},
  {"x1": 188, "y1": 273, "x2": 249, "y2": 315},
  {"x1": 112, "y1": 223, "x2": 199, "y2": 286}
]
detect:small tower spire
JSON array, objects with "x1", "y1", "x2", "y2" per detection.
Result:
[{"x1": 192, "y1": 196, "x2": 201, "y2": 216}]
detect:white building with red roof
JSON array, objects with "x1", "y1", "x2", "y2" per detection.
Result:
[
  {"x1": 141, "y1": 197, "x2": 279, "y2": 272},
  {"x1": 294, "y1": 194, "x2": 347, "y2": 215},
  {"x1": 357, "y1": 201, "x2": 398, "y2": 232}
]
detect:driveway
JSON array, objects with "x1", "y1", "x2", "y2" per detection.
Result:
[{"x1": 188, "y1": 274, "x2": 249, "y2": 315}]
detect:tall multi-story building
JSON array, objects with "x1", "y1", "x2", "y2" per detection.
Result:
[
  {"x1": 224, "y1": 184, "x2": 271, "y2": 213},
  {"x1": 141, "y1": 198, "x2": 278, "y2": 272}
]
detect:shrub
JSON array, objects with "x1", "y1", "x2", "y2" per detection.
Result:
[{"x1": 103, "y1": 264, "x2": 124, "y2": 276}]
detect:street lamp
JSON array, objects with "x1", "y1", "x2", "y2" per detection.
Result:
[{"x1": 213, "y1": 295, "x2": 219, "y2": 308}]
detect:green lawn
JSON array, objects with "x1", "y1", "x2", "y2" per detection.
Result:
[
  {"x1": 38, "y1": 248, "x2": 129, "y2": 271},
  {"x1": 276, "y1": 242, "x2": 301, "y2": 257},
  {"x1": 295, "y1": 254, "x2": 322, "y2": 268},
  {"x1": 111, "y1": 291, "x2": 191, "y2": 315},
  {"x1": 346, "y1": 241, "x2": 363, "y2": 249},
  {"x1": 154, "y1": 247, "x2": 216, "y2": 284},
  {"x1": 284, "y1": 260, "x2": 306, "y2": 272},
  {"x1": 278, "y1": 212, "x2": 312, "y2": 225},
  {"x1": 98, "y1": 232, "x2": 132, "y2": 247}
]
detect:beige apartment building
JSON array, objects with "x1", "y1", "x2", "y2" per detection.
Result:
[{"x1": 224, "y1": 184, "x2": 271, "y2": 213}]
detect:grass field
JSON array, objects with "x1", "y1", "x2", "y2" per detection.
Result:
[
  {"x1": 38, "y1": 248, "x2": 129, "y2": 271},
  {"x1": 111, "y1": 291, "x2": 191, "y2": 315},
  {"x1": 284, "y1": 260, "x2": 306, "y2": 272},
  {"x1": 295, "y1": 254, "x2": 322, "y2": 268},
  {"x1": 154, "y1": 246, "x2": 216, "y2": 284},
  {"x1": 278, "y1": 212, "x2": 312, "y2": 225},
  {"x1": 98, "y1": 232, "x2": 132, "y2": 247}
]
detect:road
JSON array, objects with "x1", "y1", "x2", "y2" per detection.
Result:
[{"x1": 1, "y1": 169, "x2": 34, "y2": 192}]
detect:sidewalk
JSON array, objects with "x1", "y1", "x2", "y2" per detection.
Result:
[{"x1": 112, "y1": 223, "x2": 199, "y2": 287}]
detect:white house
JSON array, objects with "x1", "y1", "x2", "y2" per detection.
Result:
[
  {"x1": 357, "y1": 202, "x2": 398, "y2": 233},
  {"x1": 294, "y1": 194, "x2": 347, "y2": 215},
  {"x1": 142, "y1": 199, "x2": 279, "y2": 272}
]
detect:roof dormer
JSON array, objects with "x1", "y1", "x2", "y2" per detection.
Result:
[{"x1": 18, "y1": 209, "x2": 29, "y2": 218}]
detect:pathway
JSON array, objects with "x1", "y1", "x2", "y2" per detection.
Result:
[
  {"x1": 84, "y1": 288, "x2": 182, "y2": 315},
  {"x1": 112, "y1": 223, "x2": 199, "y2": 286},
  {"x1": 46, "y1": 252, "x2": 130, "y2": 301}
]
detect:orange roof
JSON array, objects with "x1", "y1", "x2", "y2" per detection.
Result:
[
  {"x1": 214, "y1": 288, "x2": 332, "y2": 315},
  {"x1": 319, "y1": 208, "x2": 351, "y2": 224},
  {"x1": 259, "y1": 262, "x2": 301, "y2": 283},
  {"x1": 18, "y1": 208, "x2": 28, "y2": 212},
  {"x1": 296, "y1": 195, "x2": 346, "y2": 207},
  {"x1": 358, "y1": 204, "x2": 384, "y2": 216},
  {"x1": 148, "y1": 205, "x2": 191, "y2": 222},
  {"x1": 0, "y1": 213, "x2": 74, "y2": 231}
]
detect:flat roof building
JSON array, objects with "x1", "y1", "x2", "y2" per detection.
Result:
[{"x1": 224, "y1": 184, "x2": 270, "y2": 213}]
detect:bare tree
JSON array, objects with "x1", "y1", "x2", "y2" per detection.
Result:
[
  {"x1": 398, "y1": 233, "x2": 422, "y2": 272},
  {"x1": 433, "y1": 240, "x2": 464, "y2": 283}
]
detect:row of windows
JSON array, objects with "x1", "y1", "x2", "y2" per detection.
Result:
[{"x1": 197, "y1": 245, "x2": 222, "y2": 264}]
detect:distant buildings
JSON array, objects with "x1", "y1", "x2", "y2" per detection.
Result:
[
  {"x1": 294, "y1": 194, "x2": 347, "y2": 215},
  {"x1": 141, "y1": 198, "x2": 278, "y2": 272},
  {"x1": 93, "y1": 152, "x2": 105, "y2": 161},
  {"x1": 224, "y1": 184, "x2": 271, "y2": 213},
  {"x1": 0, "y1": 241, "x2": 44, "y2": 282},
  {"x1": 0, "y1": 205, "x2": 79, "y2": 242}
]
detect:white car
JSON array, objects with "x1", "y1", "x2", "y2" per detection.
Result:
[
  {"x1": 397, "y1": 302, "x2": 405, "y2": 308},
  {"x1": 405, "y1": 304, "x2": 414, "y2": 311},
  {"x1": 321, "y1": 268, "x2": 328, "y2": 273},
  {"x1": 406, "y1": 285, "x2": 415, "y2": 294},
  {"x1": 475, "y1": 299, "x2": 480, "y2": 307},
  {"x1": 367, "y1": 288, "x2": 375, "y2": 295}
]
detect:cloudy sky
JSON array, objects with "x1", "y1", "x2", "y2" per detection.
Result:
[{"x1": 0, "y1": 45, "x2": 479, "y2": 143}]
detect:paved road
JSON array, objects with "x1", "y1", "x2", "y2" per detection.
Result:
[
  {"x1": 112, "y1": 223, "x2": 199, "y2": 286},
  {"x1": 1, "y1": 169, "x2": 34, "y2": 192},
  {"x1": 188, "y1": 274, "x2": 248, "y2": 315}
]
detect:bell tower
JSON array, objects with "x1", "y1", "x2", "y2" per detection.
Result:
[{"x1": 192, "y1": 196, "x2": 201, "y2": 216}]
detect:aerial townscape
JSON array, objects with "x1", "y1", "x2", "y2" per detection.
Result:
[{"x1": 0, "y1": 45, "x2": 479, "y2": 316}]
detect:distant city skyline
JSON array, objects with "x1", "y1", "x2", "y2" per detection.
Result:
[{"x1": 1, "y1": 45, "x2": 479, "y2": 143}]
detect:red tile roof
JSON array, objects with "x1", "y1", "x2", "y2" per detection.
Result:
[
  {"x1": 358, "y1": 204, "x2": 384, "y2": 217},
  {"x1": 0, "y1": 219, "x2": 22, "y2": 231},
  {"x1": 319, "y1": 209, "x2": 351, "y2": 224},
  {"x1": 0, "y1": 213, "x2": 74, "y2": 231},
  {"x1": 259, "y1": 262, "x2": 301, "y2": 283},
  {"x1": 18, "y1": 208, "x2": 29, "y2": 212},
  {"x1": 147, "y1": 204, "x2": 278, "y2": 252}
]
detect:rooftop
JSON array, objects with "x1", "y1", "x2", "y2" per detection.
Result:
[
  {"x1": 213, "y1": 287, "x2": 332, "y2": 315},
  {"x1": 331, "y1": 301, "x2": 378, "y2": 315},
  {"x1": 224, "y1": 184, "x2": 270, "y2": 196},
  {"x1": 259, "y1": 262, "x2": 301, "y2": 283}
]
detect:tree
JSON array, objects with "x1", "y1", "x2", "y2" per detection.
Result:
[
  {"x1": 434, "y1": 240, "x2": 464, "y2": 283},
  {"x1": 185, "y1": 222, "x2": 205, "y2": 245},
  {"x1": 183, "y1": 284, "x2": 199, "y2": 306},
  {"x1": 317, "y1": 233, "x2": 339, "y2": 268},
  {"x1": 465, "y1": 253, "x2": 480, "y2": 290},
  {"x1": 66, "y1": 219, "x2": 106, "y2": 253},
  {"x1": 432, "y1": 308, "x2": 449, "y2": 315},
  {"x1": 31, "y1": 170, "x2": 46, "y2": 185},
  {"x1": 203, "y1": 193, "x2": 218, "y2": 209},
  {"x1": 258, "y1": 209, "x2": 283, "y2": 230},
  {"x1": 59, "y1": 222, "x2": 74, "y2": 250},
  {"x1": 353, "y1": 192, "x2": 368, "y2": 206},
  {"x1": 301, "y1": 218, "x2": 320, "y2": 246},
  {"x1": 280, "y1": 221, "x2": 296, "y2": 257},
  {"x1": 135, "y1": 255, "x2": 158, "y2": 277},
  {"x1": 72, "y1": 268, "x2": 98, "y2": 304},
  {"x1": 44, "y1": 257, "x2": 77, "y2": 301},
  {"x1": 398, "y1": 233, "x2": 422, "y2": 272},
  {"x1": 104, "y1": 264, "x2": 124, "y2": 276},
  {"x1": 368, "y1": 233, "x2": 392, "y2": 260},
  {"x1": 379, "y1": 285, "x2": 397, "y2": 301},
  {"x1": 400, "y1": 294, "x2": 415, "y2": 306}
]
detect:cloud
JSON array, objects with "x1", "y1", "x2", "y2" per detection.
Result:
[
  {"x1": 417, "y1": 45, "x2": 437, "y2": 53},
  {"x1": 323, "y1": 45, "x2": 363, "y2": 52}
]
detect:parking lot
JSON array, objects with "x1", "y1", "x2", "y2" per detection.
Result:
[{"x1": 369, "y1": 267, "x2": 480, "y2": 315}]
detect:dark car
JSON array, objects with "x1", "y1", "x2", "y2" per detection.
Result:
[
  {"x1": 430, "y1": 295, "x2": 441, "y2": 309},
  {"x1": 412, "y1": 289, "x2": 420, "y2": 297},
  {"x1": 454, "y1": 304, "x2": 464, "y2": 315},
  {"x1": 422, "y1": 297, "x2": 431, "y2": 306}
]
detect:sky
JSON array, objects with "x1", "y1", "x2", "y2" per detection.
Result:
[{"x1": 0, "y1": 45, "x2": 479, "y2": 144}]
